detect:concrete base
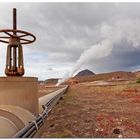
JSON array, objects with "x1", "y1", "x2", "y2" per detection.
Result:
[
  {"x1": 0, "y1": 77, "x2": 38, "y2": 116},
  {"x1": 0, "y1": 105, "x2": 36, "y2": 137}
]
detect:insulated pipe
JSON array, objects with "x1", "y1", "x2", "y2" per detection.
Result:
[
  {"x1": 13, "y1": 86, "x2": 69, "y2": 138},
  {"x1": 38, "y1": 87, "x2": 67, "y2": 113}
]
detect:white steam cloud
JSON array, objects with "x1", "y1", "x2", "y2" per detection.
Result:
[{"x1": 56, "y1": 18, "x2": 140, "y2": 86}]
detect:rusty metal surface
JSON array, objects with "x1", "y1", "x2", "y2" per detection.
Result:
[
  {"x1": 0, "y1": 8, "x2": 36, "y2": 76},
  {"x1": 0, "y1": 29, "x2": 36, "y2": 44},
  {"x1": 0, "y1": 8, "x2": 39, "y2": 138}
]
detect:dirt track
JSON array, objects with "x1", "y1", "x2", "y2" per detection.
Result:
[{"x1": 40, "y1": 81, "x2": 140, "y2": 138}]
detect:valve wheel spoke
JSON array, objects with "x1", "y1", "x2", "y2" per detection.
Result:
[
  {"x1": 4, "y1": 31, "x2": 13, "y2": 37},
  {"x1": 0, "y1": 29, "x2": 36, "y2": 44},
  {"x1": 0, "y1": 36, "x2": 9, "y2": 38},
  {"x1": 19, "y1": 34, "x2": 28, "y2": 38},
  {"x1": 20, "y1": 38, "x2": 32, "y2": 42},
  {"x1": 0, "y1": 39, "x2": 9, "y2": 43}
]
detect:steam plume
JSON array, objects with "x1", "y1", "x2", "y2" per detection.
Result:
[{"x1": 56, "y1": 19, "x2": 140, "y2": 86}]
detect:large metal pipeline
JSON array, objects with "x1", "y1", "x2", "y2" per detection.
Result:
[
  {"x1": 13, "y1": 85, "x2": 69, "y2": 138},
  {"x1": 39, "y1": 86, "x2": 68, "y2": 113},
  {"x1": 0, "y1": 78, "x2": 68, "y2": 138},
  {"x1": 0, "y1": 77, "x2": 38, "y2": 137}
]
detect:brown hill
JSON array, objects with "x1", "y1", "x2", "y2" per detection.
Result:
[
  {"x1": 75, "y1": 69, "x2": 95, "y2": 77},
  {"x1": 66, "y1": 71, "x2": 136, "y2": 84},
  {"x1": 44, "y1": 78, "x2": 58, "y2": 85}
]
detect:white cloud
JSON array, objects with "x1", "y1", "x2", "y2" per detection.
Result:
[{"x1": 0, "y1": 3, "x2": 140, "y2": 80}]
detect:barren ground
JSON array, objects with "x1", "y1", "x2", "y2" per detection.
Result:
[
  {"x1": 40, "y1": 80, "x2": 140, "y2": 138},
  {"x1": 38, "y1": 85, "x2": 61, "y2": 97}
]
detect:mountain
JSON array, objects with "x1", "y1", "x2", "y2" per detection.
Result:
[
  {"x1": 44, "y1": 78, "x2": 58, "y2": 85},
  {"x1": 74, "y1": 71, "x2": 136, "y2": 83},
  {"x1": 75, "y1": 69, "x2": 95, "y2": 77}
]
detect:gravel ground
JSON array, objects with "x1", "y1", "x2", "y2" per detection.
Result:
[{"x1": 40, "y1": 81, "x2": 140, "y2": 138}]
